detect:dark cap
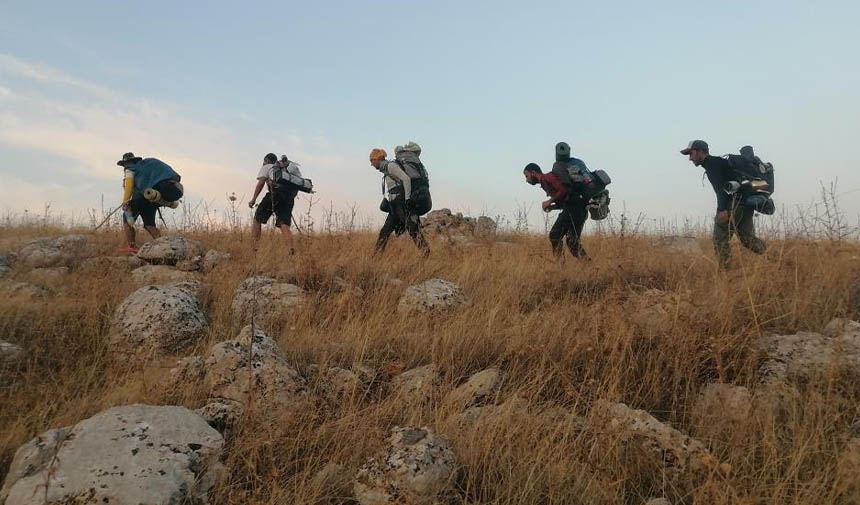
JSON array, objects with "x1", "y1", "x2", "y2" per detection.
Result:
[
  {"x1": 680, "y1": 140, "x2": 708, "y2": 155},
  {"x1": 263, "y1": 153, "x2": 277, "y2": 164},
  {"x1": 117, "y1": 152, "x2": 142, "y2": 166},
  {"x1": 523, "y1": 162, "x2": 542, "y2": 173}
]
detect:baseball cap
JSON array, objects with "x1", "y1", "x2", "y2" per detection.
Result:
[{"x1": 680, "y1": 140, "x2": 708, "y2": 155}]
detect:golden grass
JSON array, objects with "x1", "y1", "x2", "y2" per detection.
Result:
[{"x1": 1, "y1": 225, "x2": 859, "y2": 504}]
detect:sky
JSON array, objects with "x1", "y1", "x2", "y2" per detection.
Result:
[{"x1": 1, "y1": 0, "x2": 859, "y2": 230}]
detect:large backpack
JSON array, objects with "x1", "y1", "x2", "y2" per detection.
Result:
[
  {"x1": 724, "y1": 145, "x2": 775, "y2": 214},
  {"x1": 394, "y1": 142, "x2": 432, "y2": 215},
  {"x1": 551, "y1": 157, "x2": 612, "y2": 201},
  {"x1": 271, "y1": 162, "x2": 313, "y2": 194}
]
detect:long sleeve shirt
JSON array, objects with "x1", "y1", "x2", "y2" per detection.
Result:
[
  {"x1": 701, "y1": 155, "x2": 732, "y2": 211},
  {"x1": 383, "y1": 161, "x2": 412, "y2": 200},
  {"x1": 538, "y1": 173, "x2": 568, "y2": 202}
]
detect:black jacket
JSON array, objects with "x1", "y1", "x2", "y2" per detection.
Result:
[{"x1": 701, "y1": 155, "x2": 733, "y2": 211}]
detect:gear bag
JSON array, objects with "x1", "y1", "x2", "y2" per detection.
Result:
[
  {"x1": 394, "y1": 142, "x2": 432, "y2": 215},
  {"x1": 724, "y1": 145, "x2": 775, "y2": 215},
  {"x1": 272, "y1": 162, "x2": 313, "y2": 194}
]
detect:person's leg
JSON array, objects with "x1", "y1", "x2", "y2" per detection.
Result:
[
  {"x1": 278, "y1": 225, "x2": 294, "y2": 253},
  {"x1": 139, "y1": 203, "x2": 159, "y2": 240},
  {"x1": 375, "y1": 212, "x2": 398, "y2": 253},
  {"x1": 144, "y1": 226, "x2": 160, "y2": 239},
  {"x1": 566, "y1": 204, "x2": 588, "y2": 258},
  {"x1": 549, "y1": 209, "x2": 571, "y2": 258},
  {"x1": 274, "y1": 193, "x2": 297, "y2": 254},
  {"x1": 252, "y1": 193, "x2": 273, "y2": 248},
  {"x1": 122, "y1": 219, "x2": 136, "y2": 247},
  {"x1": 406, "y1": 214, "x2": 430, "y2": 257},
  {"x1": 735, "y1": 206, "x2": 766, "y2": 254},
  {"x1": 713, "y1": 213, "x2": 733, "y2": 268}
]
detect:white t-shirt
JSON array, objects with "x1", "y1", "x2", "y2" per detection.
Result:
[{"x1": 256, "y1": 162, "x2": 302, "y2": 181}]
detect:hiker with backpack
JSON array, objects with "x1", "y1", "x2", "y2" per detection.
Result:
[
  {"x1": 369, "y1": 143, "x2": 431, "y2": 256},
  {"x1": 681, "y1": 139, "x2": 770, "y2": 268},
  {"x1": 117, "y1": 152, "x2": 184, "y2": 253},
  {"x1": 249, "y1": 153, "x2": 312, "y2": 254}
]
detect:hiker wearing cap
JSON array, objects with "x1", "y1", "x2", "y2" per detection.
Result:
[
  {"x1": 249, "y1": 153, "x2": 304, "y2": 254},
  {"x1": 369, "y1": 148, "x2": 430, "y2": 256},
  {"x1": 523, "y1": 161, "x2": 588, "y2": 258},
  {"x1": 681, "y1": 140, "x2": 766, "y2": 267},
  {"x1": 117, "y1": 152, "x2": 183, "y2": 253}
]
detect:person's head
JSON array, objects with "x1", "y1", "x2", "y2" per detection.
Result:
[
  {"x1": 117, "y1": 152, "x2": 142, "y2": 168},
  {"x1": 555, "y1": 142, "x2": 571, "y2": 162},
  {"x1": 680, "y1": 140, "x2": 709, "y2": 166},
  {"x1": 369, "y1": 148, "x2": 387, "y2": 170},
  {"x1": 523, "y1": 162, "x2": 542, "y2": 185},
  {"x1": 280, "y1": 154, "x2": 290, "y2": 165},
  {"x1": 263, "y1": 153, "x2": 277, "y2": 165}
]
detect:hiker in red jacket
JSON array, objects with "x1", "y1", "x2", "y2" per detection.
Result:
[{"x1": 524, "y1": 162, "x2": 587, "y2": 259}]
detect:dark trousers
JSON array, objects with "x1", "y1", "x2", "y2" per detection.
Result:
[
  {"x1": 375, "y1": 199, "x2": 429, "y2": 256},
  {"x1": 713, "y1": 200, "x2": 766, "y2": 267},
  {"x1": 549, "y1": 202, "x2": 588, "y2": 258}
]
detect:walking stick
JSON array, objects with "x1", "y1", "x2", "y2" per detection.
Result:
[{"x1": 94, "y1": 204, "x2": 123, "y2": 231}]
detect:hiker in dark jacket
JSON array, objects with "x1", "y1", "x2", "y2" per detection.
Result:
[
  {"x1": 524, "y1": 162, "x2": 587, "y2": 258},
  {"x1": 681, "y1": 139, "x2": 766, "y2": 267},
  {"x1": 370, "y1": 148, "x2": 429, "y2": 256},
  {"x1": 118, "y1": 152, "x2": 183, "y2": 253}
]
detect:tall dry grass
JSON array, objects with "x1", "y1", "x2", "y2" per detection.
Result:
[{"x1": 1, "y1": 224, "x2": 859, "y2": 504}]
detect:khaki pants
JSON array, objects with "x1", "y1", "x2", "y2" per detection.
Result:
[{"x1": 713, "y1": 201, "x2": 766, "y2": 267}]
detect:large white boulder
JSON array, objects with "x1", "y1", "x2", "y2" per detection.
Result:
[
  {"x1": 758, "y1": 319, "x2": 860, "y2": 384},
  {"x1": 231, "y1": 276, "x2": 304, "y2": 323},
  {"x1": 17, "y1": 235, "x2": 94, "y2": 268},
  {"x1": 391, "y1": 365, "x2": 440, "y2": 406},
  {"x1": 354, "y1": 426, "x2": 457, "y2": 505},
  {"x1": 0, "y1": 404, "x2": 224, "y2": 505},
  {"x1": 109, "y1": 282, "x2": 208, "y2": 356},
  {"x1": 136, "y1": 236, "x2": 206, "y2": 265},
  {"x1": 443, "y1": 367, "x2": 503, "y2": 410},
  {"x1": 397, "y1": 279, "x2": 467, "y2": 314}
]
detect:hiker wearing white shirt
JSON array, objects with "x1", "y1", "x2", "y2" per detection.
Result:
[{"x1": 249, "y1": 153, "x2": 300, "y2": 254}]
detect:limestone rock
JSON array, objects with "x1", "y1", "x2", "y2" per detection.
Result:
[
  {"x1": 311, "y1": 462, "x2": 352, "y2": 498},
  {"x1": 758, "y1": 319, "x2": 860, "y2": 384},
  {"x1": 80, "y1": 255, "x2": 144, "y2": 271},
  {"x1": 203, "y1": 325, "x2": 305, "y2": 409},
  {"x1": 136, "y1": 236, "x2": 207, "y2": 265},
  {"x1": 24, "y1": 266, "x2": 68, "y2": 285},
  {"x1": 592, "y1": 401, "x2": 721, "y2": 478},
  {"x1": 231, "y1": 276, "x2": 304, "y2": 323},
  {"x1": 397, "y1": 279, "x2": 467, "y2": 314},
  {"x1": 0, "y1": 252, "x2": 15, "y2": 275},
  {"x1": 201, "y1": 249, "x2": 231, "y2": 272},
  {"x1": 196, "y1": 400, "x2": 243, "y2": 432},
  {"x1": 109, "y1": 283, "x2": 208, "y2": 357},
  {"x1": 693, "y1": 383, "x2": 753, "y2": 427},
  {"x1": 422, "y1": 209, "x2": 496, "y2": 239},
  {"x1": 0, "y1": 281, "x2": 51, "y2": 302},
  {"x1": 354, "y1": 426, "x2": 457, "y2": 505},
  {"x1": 318, "y1": 366, "x2": 375, "y2": 401},
  {"x1": 443, "y1": 367, "x2": 503, "y2": 410},
  {"x1": 0, "y1": 404, "x2": 224, "y2": 505},
  {"x1": 131, "y1": 264, "x2": 197, "y2": 285},
  {"x1": 625, "y1": 289, "x2": 693, "y2": 334},
  {"x1": 391, "y1": 365, "x2": 439, "y2": 405},
  {"x1": 17, "y1": 235, "x2": 94, "y2": 268},
  {"x1": 0, "y1": 341, "x2": 24, "y2": 368}
]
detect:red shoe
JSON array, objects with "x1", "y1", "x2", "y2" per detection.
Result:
[{"x1": 120, "y1": 245, "x2": 139, "y2": 254}]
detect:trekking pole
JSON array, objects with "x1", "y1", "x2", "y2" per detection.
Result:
[
  {"x1": 94, "y1": 204, "x2": 123, "y2": 231},
  {"x1": 291, "y1": 214, "x2": 305, "y2": 235}
]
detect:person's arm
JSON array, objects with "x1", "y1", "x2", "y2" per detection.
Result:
[
  {"x1": 387, "y1": 162, "x2": 412, "y2": 200},
  {"x1": 542, "y1": 174, "x2": 568, "y2": 211},
  {"x1": 249, "y1": 178, "x2": 266, "y2": 208},
  {"x1": 121, "y1": 169, "x2": 134, "y2": 209}
]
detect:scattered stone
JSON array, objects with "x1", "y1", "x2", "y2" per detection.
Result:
[
  {"x1": 693, "y1": 383, "x2": 753, "y2": 427},
  {"x1": 136, "y1": 236, "x2": 207, "y2": 265},
  {"x1": 443, "y1": 367, "x2": 503, "y2": 411},
  {"x1": 391, "y1": 365, "x2": 439, "y2": 405},
  {"x1": 625, "y1": 289, "x2": 693, "y2": 334},
  {"x1": 0, "y1": 341, "x2": 24, "y2": 369},
  {"x1": 231, "y1": 276, "x2": 304, "y2": 323},
  {"x1": 0, "y1": 404, "x2": 224, "y2": 505},
  {"x1": 592, "y1": 401, "x2": 723, "y2": 479},
  {"x1": 354, "y1": 426, "x2": 457, "y2": 505},
  {"x1": 319, "y1": 366, "x2": 375, "y2": 401},
  {"x1": 162, "y1": 356, "x2": 206, "y2": 391},
  {"x1": 653, "y1": 236, "x2": 702, "y2": 255},
  {"x1": 0, "y1": 280, "x2": 51, "y2": 302},
  {"x1": 131, "y1": 264, "x2": 197, "y2": 285},
  {"x1": 80, "y1": 255, "x2": 144, "y2": 271},
  {"x1": 202, "y1": 325, "x2": 305, "y2": 411},
  {"x1": 17, "y1": 235, "x2": 94, "y2": 268},
  {"x1": 201, "y1": 249, "x2": 231, "y2": 272},
  {"x1": 422, "y1": 209, "x2": 496, "y2": 239},
  {"x1": 0, "y1": 252, "x2": 16, "y2": 275},
  {"x1": 758, "y1": 319, "x2": 860, "y2": 384},
  {"x1": 24, "y1": 266, "x2": 68, "y2": 285},
  {"x1": 397, "y1": 279, "x2": 467, "y2": 314},
  {"x1": 109, "y1": 282, "x2": 208, "y2": 357},
  {"x1": 196, "y1": 400, "x2": 243, "y2": 432},
  {"x1": 176, "y1": 256, "x2": 203, "y2": 272}
]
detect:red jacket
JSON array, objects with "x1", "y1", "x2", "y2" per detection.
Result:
[{"x1": 538, "y1": 173, "x2": 568, "y2": 201}]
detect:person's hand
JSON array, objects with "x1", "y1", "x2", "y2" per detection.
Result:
[
  {"x1": 542, "y1": 200, "x2": 552, "y2": 212},
  {"x1": 717, "y1": 210, "x2": 730, "y2": 224},
  {"x1": 122, "y1": 202, "x2": 129, "y2": 211},
  {"x1": 248, "y1": 200, "x2": 255, "y2": 209}
]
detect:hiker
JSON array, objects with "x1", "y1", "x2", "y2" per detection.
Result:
[
  {"x1": 523, "y1": 160, "x2": 588, "y2": 259},
  {"x1": 118, "y1": 152, "x2": 183, "y2": 253},
  {"x1": 249, "y1": 153, "x2": 310, "y2": 254},
  {"x1": 681, "y1": 139, "x2": 767, "y2": 267},
  {"x1": 369, "y1": 147, "x2": 430, "y2": 256}
]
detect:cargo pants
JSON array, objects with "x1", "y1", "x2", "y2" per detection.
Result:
[{"x1": 713, "y1": 200, "x2": 766, "y2": 267}]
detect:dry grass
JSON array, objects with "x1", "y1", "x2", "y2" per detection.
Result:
[{"x1": 1, "y1": 224, "x2": 860, "y2": 504}]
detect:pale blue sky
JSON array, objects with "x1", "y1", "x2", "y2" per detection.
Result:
[{"x1": 1, "y1": 0, "x2": 859, "y2": 228}]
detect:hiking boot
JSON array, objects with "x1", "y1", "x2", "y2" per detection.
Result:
[{"x1": 120, "y1": 245, "x2": 139, "y2": 254}]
